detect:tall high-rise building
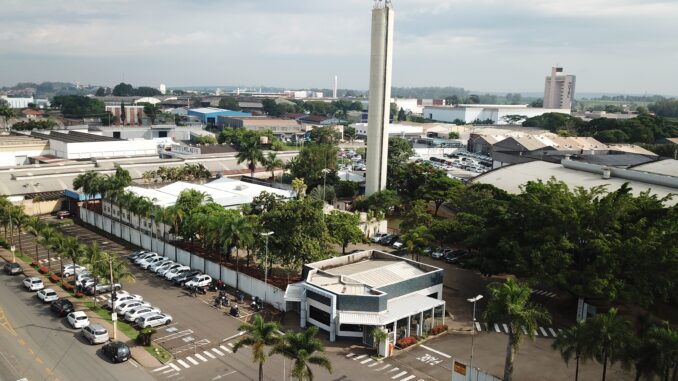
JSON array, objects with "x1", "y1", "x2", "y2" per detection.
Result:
[
  {"x1": 159, "y1": 83, "x2": 167, "y2": 95},
  {"x1": 544, "y1": 66, "x2": 576, "y2": 109},
  {"x1": 366, "y1": 0, "x2": 394, "y2": 196}
]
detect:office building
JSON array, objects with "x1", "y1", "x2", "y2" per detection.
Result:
[{"x1": 544, "y1": 66, "x2": 576, "y2": 109}]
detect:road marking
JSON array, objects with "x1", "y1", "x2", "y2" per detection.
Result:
[
  {"x1": 162, "y1": 369, "x2": 175, "y2": 375},
  {"x1": 392, "y1": 371, "x2": 408, "y2": 379},
  {"x1": 388, "y1": 367, "x2": 400, "y2": 373},
  {"x1": 549, "y1": 328, "x2": 558, "y2": 337},
  {"x1": 376, "y1": 364, "x2": 391, "y2": 371},
  {"x1": 502, "y1": 323, "x2": 509, "y2": 332},
  {"x1": 186, "y1": 356, "x2": 199, "y2": 365},
  {"x1": 353, "y1": 354, "x2": 367, "y2": 360},
  {"x1": 169, "y1": 363, "x2": 181, "y2": 371},
  {"x1": 401, "y1": 376, "x2": 416, "y2": 381},
  {"x1": 420, "y1": 345, "x2": 451, "y2": 359},
  {"x1": 177, "y1": 359, "x2": 190, "y2": 369},
  {"x1": 533, "y1": 329, "x2": 539, "y2": 336},
  {"x1": 220, "y1": 345, "x2": 232, "y2": 353},
  {"x1": 475, "y1": 322, "x2": 482, "y2": 332},
  {"x1": 152, "y1": 365, "x2": 170, "y2": 373},
  {"x1": 194, "y1": 353, "x2": 207, "y2": 362},
  {"x1": 346, "y1": 352, "x2": 355, "y2": 358},
  {"x1": 204, "y1": 350, "x2": 216, "y2": 359},
  {"x1": 361, "y1": 358, "x2": 373, "y2": 364},
  {"x1": 493, "y1": 324, "x2": 500, "y2": 332},
  {"x1": 539, "y1": 327, "x2": 548, "y2": 336},
  {"x1": 368, "y1": 361, "x2": 381, "y2": 367},
  {"x1": 227, "y1": 342, "x2": 234, "y2": 347},
  {"x1": 211, "y1": 347, "x2": 224, "y2": 356}
]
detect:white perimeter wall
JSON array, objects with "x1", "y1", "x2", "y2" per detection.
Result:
[
  {"x1": 80, "y1": 208, "x2": 287, "y2": 311},
  {"x1": 50, "y1": 139, "x2": 158, "y2": 159},
  {"x1": 424, "y1": 106, "x2": 570, "y2": 125},
  {"x1": 0, "y1": 148, "x2": 50, "y2": 166}
]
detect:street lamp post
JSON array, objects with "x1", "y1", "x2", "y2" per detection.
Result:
[
  {"x1": 467, "y1": 294, "x2": 483, "y2": 380},
  {"x1": 321, "y1": 168, "x2": 331, "y2": 204},
  {"x1": 260, "y1": 231, "x2": 274, "y2": 304},
  {"x1": 10, "y1": 245, "x2": 16, "y2": 264}
]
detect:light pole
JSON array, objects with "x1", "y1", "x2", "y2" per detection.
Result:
[
  {"x1": 321, "y1": 168, "x2": 331, "y2": 204},
  {"x1": 467, "y1": 294, "x2": 483, "y2": 379},
  {"x1": 260, "y1": 231, "x2": 273, "y2": 304}
]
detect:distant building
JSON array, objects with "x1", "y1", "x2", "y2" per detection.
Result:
[
  {"x1": 544, "y1": 66, "x2": 576, "y2": 109},
  {"x1": 21, "y1": 109, "x2": 44, "y2": 119},
  {"x1": 31, "y1": 130, "x2": 157, "y2": 160},
  {"x1": 1, "y1": 96, "x2": 49, "y2": 109},
  {"x1": 105, "y1": 104, "x2": 145, "y2": 126},
  {"x1": 186, "y1": 107, "x2": 251, "y2": 125},
  {"x1": 217, "y1": 116, "x2": 303, "y2": 137},
  {"x1": 423, "y1": 104, "x2": 569, "y2": 125},
  {"x1": 159, "y1": 84, "x2": 166, "y2": 95},
  {"x1": 352, "y1": 123, "x2": 423, "y2": 139}
]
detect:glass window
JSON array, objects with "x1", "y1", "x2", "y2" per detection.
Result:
[
  {"x1": 339, "y1": 324, "x2": 363, "y2": 332},
  {"x1": 309, "y1": 306, "x2": 331, "y2": 326}
]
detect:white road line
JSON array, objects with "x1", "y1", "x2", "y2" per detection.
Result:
[
  {"x1": 368, "y1": 361, "x2": 381, "y2": 368},
  {"x1": 376, "y1": 364, "x2": 391, "y2": 371},
  {"x1": 186, "y1": 356, "x2": 199, "y2": 365},
  {"x1": 494, "y1": 323, "x2": 501, "y2": 332},
  {"x1": 546, "y1": 292, "x2": 557, "y2": 298},
  {"x1": 420, "y1": 345, "x2": 451, "y2": 359},
  {"x1": 502, "y1": 323, "x2": 509, "y2": 333},
  {"x1": 388, "y1": 367, "x2": 400, "y2": 373},
  {"x1": 549, "y1": 328, "x2": 558, "y2": 337},
  {"x1": 177, "y1": 359, "x2": 190, "y2": 369},
  {"x1": 194, "y1": 353, "x2": 207, "y2": 362},
  {"x1": 392, "y1": 371, "x2": 408, "y2": 379},
  {"x1": 220, "y1": 345, "x2": 232, "y2": 353},
  {"x1": 401, "y1": 376, "x2": 416, "y2": 381},
  {"x1": 227, "y1": 342, "x2": 234, "y2": 347},
  {"x1": 361, "y1": 358, "x2": 373, "y2": 364},
  {"x1": 475, "y1": 322, "x2": 482, "y2": 332},
  {"x1": 353, "y1": 354, "x2": 367, "y2": 360},
  {"x1": 211, "y1": 347, "x2": 224, "y2": 356},
  {"x1": 169, "y1": 363, "x2": 181, "y2": 372},
  {"x1": 204, "y1": 350, "x2": 216, "y2": 359},
  {"x1": 162, "y1": 369, "x2": 174, "y2": 375},
  {"x1": 539, "y1": 327, "x2": 548, "y2": 336},
  {"x1": 346, "y1": 353, "x2": 355, "y2": 358},
  {"x1": 152, "y1": 365, "x2": 170, "y2": 373}
]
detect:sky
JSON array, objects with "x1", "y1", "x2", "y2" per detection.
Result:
[{"x1": 1, "y1": 0, "x2": 677, "y2": 95}]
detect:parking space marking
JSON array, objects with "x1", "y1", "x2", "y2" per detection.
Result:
[
  {"x1": 360, "y1": 358, "x2": 373, "y2": 364},
  {"x1": 549, "y1": 328, "x2": 558, "y2": 337},
  {"x1": 502, "y1": 323, "x2": 509, "y2": 332},
  {"x1": 169, "y1": 363, "x2": 181, "y2": 371},
  {"x1": 186, "y1": 356, "x2": 199, "y2": 365},
  {"x1": 376, "y1": 364, "x2": 391, "y2": 371},
  {"x1": 420, "y1": 345, "x2": 451, "y2": 359},
  {"x1": 219, "y1": 345, "x2": 232, "y2": 353},
  {"x1": 400, "y1": 376, "x2": 415, "y2": 381},
  {"x1": 203, "y1": 350, "x2": 216, "y2": 359},
  {"x1": 392, "y1": 371, "x2": 408, "y2": 379},
  {"x1": 353, "y1": 354, "x2": 367, "y2": 360},
  {"x1": 194, "y1": 353, "x2": 207, "y2": 362},
  {"x1": 176, "y1": 359, "x2": 190, "y2": 369},
  {"x1": 475, "y1": 322, "x2": 482, "y2": 332},
  {"x1": 346, "y1": 352, "x2": 355, "y2": 358},
  {"x1": 387, "y1": 367, "x2": 400, "y2": 373},
  {"x1": 494, "y1": 323, "x2": 500, "y2": 332},
  {"x1": 368, "y1": 361, "x2": 381, "y2": 368},
  {"x1": 211, "y1": 347, "x2": 224, "y2": 356},
  {"x1": 152, "y1": 365, "x2": 170, "y2": 373},
  {"x1": 539, "y1": 327, "x2": 548, "y2": 336}
]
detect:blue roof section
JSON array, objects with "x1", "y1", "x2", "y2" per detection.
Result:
[
  {"x1": 64, "y1": 189, "x2": 102, "y2": 201},
  {"x1": 187, "y1": 107, "x2": 252, "y2": 122}
]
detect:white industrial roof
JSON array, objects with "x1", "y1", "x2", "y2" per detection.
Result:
[
  {"x1": 474, "y1": 160, "x2": 677, "y2": 206},
  {"x1": 632, "y1": 159, "x2": 678, "y2": 177},
  {"x1": 338, "y1": 293, "x2": 444, "y2": 326}
]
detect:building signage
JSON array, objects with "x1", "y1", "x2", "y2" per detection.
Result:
[
  {"x1": 170, "y1": 144, "x2": 201, "y2": 155},
  {"x1": 453, "y1": 361, "x2": 467, "y2": 376}
]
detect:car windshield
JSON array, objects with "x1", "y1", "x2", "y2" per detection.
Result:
[
  {"x1": 94, "y1": 329, "x2": 106, "y2": 335},
  {"x1": 117, "y1": 346, "x2": 130, "y2": 355}
]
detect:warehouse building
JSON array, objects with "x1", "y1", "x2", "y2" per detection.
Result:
[{"x1": 187, "y1": 107, "x2": 251, "y2": 126}]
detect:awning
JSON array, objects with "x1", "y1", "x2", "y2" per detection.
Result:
[
  {"x1": 338, "y1": 293, "x2": 444, "y2": 326},
  {"x1": 284, "y1": 283, "x2": 304, "y2": 302}
]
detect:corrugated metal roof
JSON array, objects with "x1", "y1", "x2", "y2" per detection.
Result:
[{"x1": 338, "y1": 294, "x2": 444, "y2": 326}]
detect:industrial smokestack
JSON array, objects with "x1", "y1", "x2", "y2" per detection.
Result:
[{"x1": 333, "y1": 75, "x2": 338, "y2": 99}]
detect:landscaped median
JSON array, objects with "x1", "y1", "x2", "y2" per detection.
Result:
[{"x1": 0, "y1": 247, "x2": 171, "y2": 367}]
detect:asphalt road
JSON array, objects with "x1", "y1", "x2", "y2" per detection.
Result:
[{"x1": 0, "y1": 258, "x2": 155, "y2": 381}]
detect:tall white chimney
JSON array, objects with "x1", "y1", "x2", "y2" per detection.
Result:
[{"x1": 333, "y1": 75, "x2": 338, "y2": 99}]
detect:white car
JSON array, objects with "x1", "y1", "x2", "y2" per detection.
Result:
[
  {"x1": 134, "y1": 252, "x2": 160, "y2": 265},
  {"x1": 371, "y1": 233, "x2": 389, "y2": 243},
  {"x1": 76, "y1": 272, "x2": 93, "y2": 284},
  {"x1": 66, "y1": 311, "x2": 90, "y2": 328},
  {"x1": 37, "y1": 288, "x2": 59, "y2": 302},
  {"x1": 140, "y1": 256, "x2": 168, "y2": 270},
  {"x1": 184, "y1": 275, "x2": 212, "y2": 288},
  {"x1": 107, "y1": 293, "x2": 143, "y2": 309},
  {"x1": 62, "y1": 264, "x2": 86, "y2": 277},
  {"x1": 158, "y1": 263, "x2": 182, "y2": 277},
  {"x1": 23, "y1": 277, "x2": 44, "y2": 291},
  {"x1": 136, "y1": 313, "x2": 172, "y2": 328},
  {"x1": 164, "y1": 265, "x2": 190, "y2": 280},
  {"x1": 116, "y1": 300, "x2": 151, "y2": 315},
  {"x1": 148, "y1": 259, "x2": 173, "y2": 273},
  {"x1": 124, "y1": 306, "x2": 161, "y2": 322}
]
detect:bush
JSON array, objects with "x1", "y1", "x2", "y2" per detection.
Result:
[
  {"x1": 396, "y1": 336, "x2": 417, "y2": 349},
  {"x1": 38, "y1": 266, "x2": 50, "y2": 274},
  {"x1": 31, "y1": 260, "x2": 40, "y2": 267},
  {"x1": 137, "y1": 327, "x2": 157, "y2": 346},
  {"x1": 431, "y1": 324, "x2": 448, "y2": 335},
  {"x1": 49, "y1": 274, "x2": 61, "y2": 283},
  {"x1": 74, "y1": 292, "x2": 84, "y2": 298}
]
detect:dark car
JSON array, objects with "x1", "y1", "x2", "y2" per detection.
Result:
[
  {"x1": 444, "y1": 250, "x2": 469, "y2": 264},
  {"x1": 381, "y1": 235, "x2": 400, "y2": 246},
  {"x1": 102, "y1": 341, "x2": 130, "y2": 363},
  {"x1": 172, "y1": 270, "x2": 201, "y2": 286},
  {"x1": 51, "y1": 299, "x2": 75, "y2": 317},
  {"x1": 56, "y1": 210, "x2": 71, "y2": 219},
  {"x1": 4, "y1": 262, "x2": 22, "y2": 275}
]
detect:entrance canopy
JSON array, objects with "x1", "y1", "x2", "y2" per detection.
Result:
[{"x1": 338, "y1": 293, "x2": 444, "y2": 326}]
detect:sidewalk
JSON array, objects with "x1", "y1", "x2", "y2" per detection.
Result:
[{"x1": 0, "y1": 248, "x2": 162, "y2": 368}]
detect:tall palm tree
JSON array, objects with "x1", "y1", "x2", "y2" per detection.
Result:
[
  {"x1": 223, "y1": 213, "x2": 255, "y2": 291},
  {"x1": 61, "y1": 236, "x2": 86, "y2": 273},
  {"x1": 271, "y1": 326, "x2": 332, "y2": 381},
  {"x1": 236, "y1": 140, "x2": 264, "y2": 179},
  {"x1": 25, "y1": 217, "x2": 45, "y2": 262},
  {"x1": 484, "y1": 278, "x2": 551, "y2": 381},
  {"x1": 37, "y1": 226, "x2": 59, "y2": 269},
  {"x1": 11, "y1": 208, "x2": 29, "y2": 252},
  {"x1": 584, "y1": 308, "x2": 632, "y2": 381},
  {"x1": 552, "y1": 321, "x2": 591, "y2": 381},
  {"x1": 232, "y1": 314, "x2": 281, "y2": 381},
  {"x1": 263, "y1": 152, "x2": 284, "y2": 184},
  {"x1": 401, "y1": 225, "x2": 433, "y2": 262}
]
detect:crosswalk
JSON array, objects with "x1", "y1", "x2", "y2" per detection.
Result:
[
  {"x1": 151, "y1": 342, "x2": 236, "y2": 376},
  {"x1": 475, "y1": 322, "x2": 563, "y2": 338},
  {"x1": 345, "y1": 352, "x2": 426, "y2": 381},
  {"x1": 531, "y1": 289, "x2": 557, "y2": 298},
  {"x1": 37, "y1": 256, "x2": 61, "y2": 264}
]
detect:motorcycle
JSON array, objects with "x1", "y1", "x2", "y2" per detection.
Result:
[
  {"x1": 235, "y1": 291, "x2": 245, "y2": 303},
  {"x1": 229, "y1": 304, "x2": 240, "y2": 317}
]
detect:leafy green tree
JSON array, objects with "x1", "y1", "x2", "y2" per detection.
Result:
[
  {"x1": 352, "y1": 190, "x2": 400, "y2": 216},
  {"x1": 223, "y1": 212, "x2": 255, "y2": 290},
  {"x1": 399, "y1": 200, "x2": 433, "y2": 232},
  {"x1": 628, "y1": 324, "x2": 678, "y2": 381},
  {"x1": 343, "y1": 126, "x2": 356, "y2": 142},
  {"x1": 334, "y1": 180, "x2": 359, "y2": 198},
  {"x1": 649, "y1": 98, "x2": 678, "y2": 117},
  {"x1": 25, "y1": 217, "x2": 46, "y2": 262},
  {"x1": 262, "y1": 152, "x2": 284, "y2": 184},
  {"x1": 287, "y1": 144, "x2": 338, "y2": 189},
  {"x1": 112, "y1": 82, "x2": 134, "y2": 96},
  {"x1": 218, "y1": 96, "x2": 241, "y2": 111},
  {"x1": 141, "y1": 102, "x2": 161, "y2": 125},
  {"x1": 95, "y1": 87, "x2": 106, "y2": 96},
  {"x1": 232, "y1": 314, "x2": 280, "y2": 381},
  {"x1": 52, "y1": 95, "x2": 105, "y2": 118},
  {"x1": 120, "y1": 102, "x2": 126, "y2": 125},
  {"x1": 483, "y1": 278, "x2": 551, "y2": 381},
  {"x1": 236, "y1": 138, "x2": 265, "y2": 179},
  {"x1": 397, "y1": 107, "x2": 406, "y2": 121},
  {"x1": 326, "y1": 211, "x2": 366, "y2": 255},
  {"x1": 552, "y1": 321, "x2": 591, "y2": 381},
  {"x1": 310, "y1": 126, "x2": 341, "y2": 145},
  {"x1": 388, "y1": 137, "x2": 414, "y2": 167},
  {"x1": 418, "y1": 171, "x2": 463, "y2": 216},
  {"x1": 448, "y1": 131, "x2": 460, "y2": 139},
  {"x1": 401, "y1": 225, "x2": 433, "y2": 261},
  {"x1": 271, "y1": 326, "x2": 332, "y2": 381},
  {"x1": 11, "y1": 120, "x2": 58, "y2": 130}
]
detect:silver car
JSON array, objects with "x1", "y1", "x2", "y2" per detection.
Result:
[{"x1": 82, "y1": 324, "x2": 109, "y2": 345}]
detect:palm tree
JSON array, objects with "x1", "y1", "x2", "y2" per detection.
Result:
[
  {"x1": 232, "y1": 314, "x2": 281, "y2": 381},
  {"x1": 61, "y1": 236, "x2": 86, "y2": 274},
  {"x1": 25, "y1": 217, "x2": 45, "y2": 262},
  {"x1": 271, "y1": 326, "x2": 332, "y2": 381},
  {"x1": 11, "y1": 208, "x2": 29, "y2": 252},
  {"x1": 583, "y1": 308, "x2": 632, "y2": 381},
  {"x1": 223, "y1": 213, "x2": 255, "y2": 291},
  {"x1": 73, "y1": 171, "x2": 101, "y2": 210},
  {"x1": 401, "y1": 225, "x2": 433, "y2": 261},
  {"x1": 37, "y1": 226, "x2": 59, "y2": 269},
  {"x1": 236, "y1": 140, "x2": 264, "y2": 179},
  {"x1": 263, "y1": 152, "x2": 284, "y2": 184},
  {"x1": 552, "y1": 321, "x2": 591, "y2": 381},
  {"x1": 483, "y1": 278, "x2": 551, "y2": 381}
]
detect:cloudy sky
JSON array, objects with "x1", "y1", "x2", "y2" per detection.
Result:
[{"x1": 1, "y1": 0, "x2": 676, "y2": 95}]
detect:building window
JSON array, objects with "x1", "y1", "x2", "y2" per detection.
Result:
[
  {"x1": 159, "y1": 131, "x2": 168, "y2": 138},
  {"x1": 309, "y1": 306, "x2": 331, "y2": 326},
  {"x1": 113, "y1": 132, "x2": 121, "y2": 139},
  {"x1": 339, "y1": 324, "x2": 363, "y2": 332},
  {"x1": 307, "y1": 291, "x2": 330, "y2": 306}
]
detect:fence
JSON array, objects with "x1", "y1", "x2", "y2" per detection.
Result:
[
  {"x1": 80, "y1": 209, "x2": 287, "y2": 311},
  {"x1": 451, "y1": 359, "x2": 502, "y2": 381}
]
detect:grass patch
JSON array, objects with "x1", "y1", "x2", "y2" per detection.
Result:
[
  {"x1": 145, "y1": 344, "x2": 173, "y2": 364},
  {"x1": 83, "y1": 300, "x2": 139, "y2": 340}
]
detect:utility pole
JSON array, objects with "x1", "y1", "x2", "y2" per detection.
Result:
[
  {"x1": 467, "y1": 294, "x2": 483, "y2": 379},
  {"x1": 260, "y1": 231, "x2": 273, "y2": 304},
  {"x1": 109, "y1": 257, "x2": 117, "y2": 340}
]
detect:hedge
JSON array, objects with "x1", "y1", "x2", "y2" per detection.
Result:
[
  {"x1": 396, "y1": 336, "x2": 417, "y2": 349},
  {"x1": 431, "y1": 324, "x2": 448, "y2": 335},
  {"x1": 38, "y1": 266, "x2": 50, "y2": 274}
]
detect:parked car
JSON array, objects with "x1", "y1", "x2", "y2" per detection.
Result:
[
  {"x1": 173, "y1": 270, "x2": 201, "y2": 286},
  {"x1": 430, "y1": 248, "x2": 446, "y2": 259},
  {"x1": 82, "y1": 324, "x2": 109, "y2": 344},
  {"x1": 107, "y1": 293, "x2": 142, "y2": 309},
  {"x1": 62, "y1": 264, "x2": 86, "y2": 278},
  {"x1": 381, "y1": 235, "x2": 399, "y2": 246},
  {"x1": 159, "y1": 263, "x2": 183, "y2": 277},
  {"x1": 84, "y1": 283, "x2": 121, "y2": 296},
  {"x1": 124, "y1": 306, "x2": 161, "y2": 323},
  {"x1": 37, "y1": 288, "x2": 59, "y2": 303},
  {"x1": 4, "y1": 262, "x2": 22, "y2": 275},
  {"x1": 140, "y1": 256, "x2": 168, "y2": 270},
  {"x1": 134, "y1": 252, "x2": 159, "y2": 265},
  {"x1": 184, "y1": 275, "x2": 212, "y2": 288},
  {"x1": 66, "y1": 311, "x2": 90, "y2": 329},
  {"x1": 102, "y1": 341, "x2": 130, "y2": 363},
  {"x1": 148, "y1": 260, "x2": 173, "y2": 273},
  {"x1": 164, "y1": 266, "x2": 190, "y2": 280},
  {"x1": 76, "y1": 272, "x2": 93, "y2": 284},
  {"x1": 56, "y1": 210, "x2": 71, "y2": 219},
  {"x1": 51, "y1": 299, "x2": 75, "y2": 317},
  {"x1": 23, "y1": 277, "x2": 44, "y2": 291},
  {"x1": 445, "y1": 250, "x2": 469, "y2": 264},
  {"x1": 370, "y1": 233, "x2": 389, "y2": 243},
  {"x1": 127, "y1": 250, "x2": 149, "y2": 262},
  {"x1": 135, "y1": 313, "x2": 172, "y2": 329},
  {"x1": 115, "y1": 300, "x2": 151, "y2": 315},
  {"x1": 391, "y1": 238, "x2": 404, "y2": 249}
]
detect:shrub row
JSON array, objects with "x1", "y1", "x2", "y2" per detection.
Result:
[
  {"x1": 396, "y1": 336, "x2": 417, "y2": 349},
  {"x1": 431, "y1": 324, "x2": 448, "y2": 335}
]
